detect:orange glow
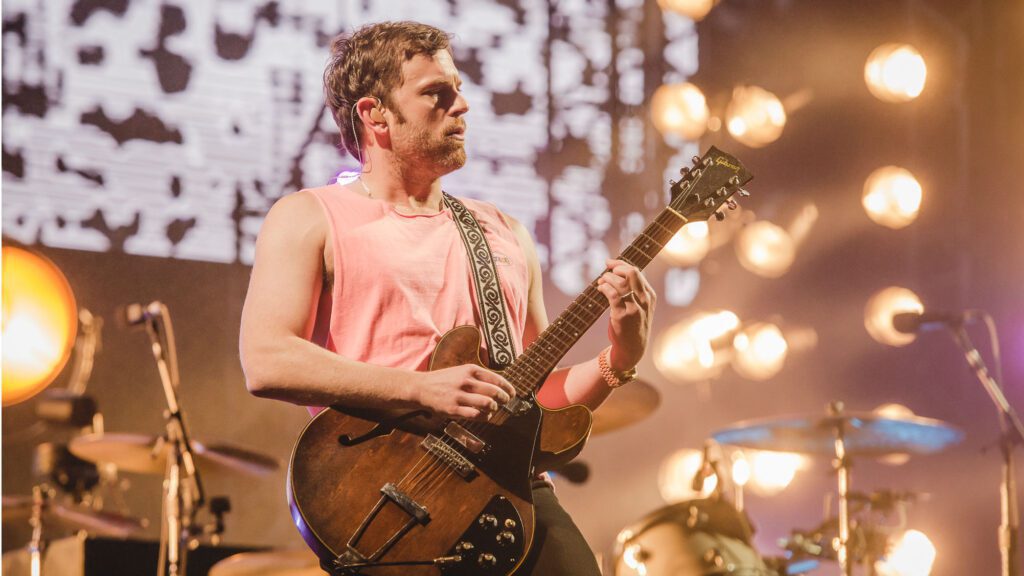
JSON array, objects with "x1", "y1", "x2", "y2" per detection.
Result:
[
  {"x1": 2, "y1": 246, "x2": 78, "y2": 406},
  {"x1": 656, "y1": 0, "x2": 717, "y2": 21},
  {"x1": 735, "y1": 221, "x2": 795, "y2": 278},
  {"x1": 655, "y1": 310, "x2": 739, "y2": 383},
  {"x1": 863, "y1": 166, "x2": 923, "y2": 229},
  {"x1": 658, "y1": 448, "x2": 717, "y2": 502},
  {"x1": 864, "y1": 286, "x2": 924, "y2": 347},
  {"x1": 725, "y1": 85, "x2": 787, "y2": 148},
  {"x1": 732, "y1": 322, "x2": 788, "y2": 380},
  {"x1": 663, "y1": 222, "x2": 710, "y2": 266},
  {"x1": 651, "y1": 82, "x2": 709, "y2": 140},
  {"x1": 865, "y1": 44, "x2": 927, "y2": 103}
]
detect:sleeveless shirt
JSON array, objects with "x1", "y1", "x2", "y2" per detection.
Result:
[{"x1": 308, "y1": 184, "x2": 530, "y2": 376}]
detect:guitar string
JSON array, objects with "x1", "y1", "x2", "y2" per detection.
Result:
[{"x1": 396, "y1": 192, "x2": 711, "y2": 502}]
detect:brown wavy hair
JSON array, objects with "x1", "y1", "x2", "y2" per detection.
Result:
[{"x1": 324, "y1": 21, "x2": 452, "y2": 160}]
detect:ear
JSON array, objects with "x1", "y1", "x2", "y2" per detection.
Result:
[{"x1": 356, "y1": 97, "x2": 387, "y2": 131}]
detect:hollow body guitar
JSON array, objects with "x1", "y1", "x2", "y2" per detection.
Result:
[{"x1": 288, "y1": 147, "x2": 753, "y2": 575}]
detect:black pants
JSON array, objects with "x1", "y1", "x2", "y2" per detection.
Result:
[{"x1": 515, "y1": 484, "x2": 602, "y2": 576}]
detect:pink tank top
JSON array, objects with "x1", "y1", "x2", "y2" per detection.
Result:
[{"x1": 309, "y1": 185, "x2": 529, "y2": 375}]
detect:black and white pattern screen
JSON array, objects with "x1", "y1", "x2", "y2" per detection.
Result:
[{"x1": 2, "y1": 0, "x2": 699, "y2": 296}]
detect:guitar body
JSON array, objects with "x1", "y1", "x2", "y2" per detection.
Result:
[{"x1": 288, "y1": 326, "x2": 592, "y2": 575}]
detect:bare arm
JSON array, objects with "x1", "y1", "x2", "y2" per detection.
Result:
[
  {"x1": 239, "y1": 190, "x2": 514, "y2": 419},
  {"x1": 503, "y1": 216, "x2": 655, "y2": 411}
]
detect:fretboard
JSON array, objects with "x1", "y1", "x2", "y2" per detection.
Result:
[{"x1": 505, "y1": 207, "x2": 689, "y2": 393}]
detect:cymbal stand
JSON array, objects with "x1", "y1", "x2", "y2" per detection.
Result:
[
  {"x1": 138, "y1": 304, "x2": 206, "y2": 576},
  {"x1": 829, "y1": 401, "x2": 853, "y2": 576},
  {"x1": 28, "y1": 485, "x2": 50, "y2": 576},
  {"x1": 948, "y1": 323, "x2": 1022, "y2": 576}
]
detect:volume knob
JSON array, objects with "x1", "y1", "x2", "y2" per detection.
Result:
[{"x1": 478, "y1": 552, "x2": 497, "y2": 567}]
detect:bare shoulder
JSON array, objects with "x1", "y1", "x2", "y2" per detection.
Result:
[{"x1": 494, "y1": 210, "x2": 532, "y2": 246}]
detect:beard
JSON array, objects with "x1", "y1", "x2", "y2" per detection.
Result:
[{"x1": 392, "y1": 121, "x2": 467, "y2": 179}]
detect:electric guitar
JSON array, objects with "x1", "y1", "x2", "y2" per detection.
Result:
[{"x1": 288, "y1": 146, "x2": 753, "y2": 575}]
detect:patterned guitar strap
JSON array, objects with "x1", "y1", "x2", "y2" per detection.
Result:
[{"x1": 442, "y1": 192, "x2": 517, "y2": 370}]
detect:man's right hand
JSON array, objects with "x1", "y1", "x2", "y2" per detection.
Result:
[{"x1": 415, "y1": 365, "x2": 517, "y2": 421}]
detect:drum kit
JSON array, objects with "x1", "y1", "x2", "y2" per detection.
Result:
[
  {"x1": 608, "y1": 399, "x2": 965, "y2": 576},
  {"x1": 5, "y1": 361, "x2": 966, "y2": 576}
]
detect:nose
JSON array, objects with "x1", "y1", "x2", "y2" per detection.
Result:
[{"x1": 451, "y1": 92, "x2": 469, "y2": 117}]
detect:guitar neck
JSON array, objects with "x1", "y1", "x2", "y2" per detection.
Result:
[{"x1": 505, "y1": 208, "x2": 689, "y2": 394}]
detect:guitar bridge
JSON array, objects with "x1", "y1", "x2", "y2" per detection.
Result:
[{"x1": 421, "y1": 435, "x2": 477, "y2": 479}]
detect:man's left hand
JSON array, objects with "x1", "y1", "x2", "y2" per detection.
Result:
[{"x1": 596, "y1": 258, "x2": 656, "y2": 372}]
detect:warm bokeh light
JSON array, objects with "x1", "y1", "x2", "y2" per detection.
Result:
[
  {"x1": 725, "y1": 85, "x2": 787, "y2": 148},
  {"x1": 663, "y1": 221, "x2": 710, "y2": 266},
  {"x1": 865, "y1": 43, "x2": 927, "y2": 103},
  {"x1": 731, "y1": 452, "x2": 751, "y2": 487},
  {"x1": 658, "y1": 448, "x2": 717, "y2": 502},
  {"x1": 732, "y1": 322, "x2": 789, "y2": 381},
  {"x1": 650, "y1": 82, "x2": 709, "y2": 140},
  {"x1": 746, "y1": 450, "x2": 807, "y2": 496},
  {"x1": 876, "y1": 529, "x2": 937, "y2": 576},
  {"x1": 863, "y1": 166, "x2": 923, "y2": 229},
  {"x1": 655, "y1": 310, "x2": 740, "y2": 383},
  {"x1": 656, "y1": 0, "x2": 717, "y2": 21},
  {"x1": 2, "y1": 246, "x2": 78, "y2": 406},
  {"x1": 735, "y1": 221, "x2": 796, "y2": 278},
  {"x1": 874, "y1": 403, "x2": 915, "y2": 465},
  {"x1": 864, "y1": 286, "x2": 924, "y2": 347}
]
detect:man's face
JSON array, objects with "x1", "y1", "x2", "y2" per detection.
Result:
[{"x1": 385, "y1": 50, "x2": 469, "y2": 177}]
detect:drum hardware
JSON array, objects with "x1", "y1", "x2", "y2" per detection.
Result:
[
  {"x1": 118, "y1": 300, "x2": 226, "y2": 576},
  {"x1": 209, "y1": 548, "x2": 323, "y2": 576},
  {"x1": 942, "y1": 318, "x2": 1022, "y2": 576},
  {"x1": 590, "y1": 378, "x2": 661, "y2": 436},
  {"x1": 713, "y1": 401, "x2": 962, "y2": 576},
  {"x1": 3, "y1": 486, "x2": 148, "y2": 576},
  {"x1": 613, "y1": 497, "x2": 776, "y2": 576}
]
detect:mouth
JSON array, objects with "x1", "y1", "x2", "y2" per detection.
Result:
[{"x1": 446, "y1": 126, "x2": 466, "y2": 140}]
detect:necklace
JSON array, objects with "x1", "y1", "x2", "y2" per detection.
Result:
[{"x1": 358, "y1": 177, "x2": 372, "y2": 198}]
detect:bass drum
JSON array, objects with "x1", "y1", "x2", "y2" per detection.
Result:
[{"x1": 613, "y1": 498, "x2": 776, "y2": 576}]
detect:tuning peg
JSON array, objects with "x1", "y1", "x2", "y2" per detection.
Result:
[
  {"x1": 716, "y1": 187, "x2": 727, "y2": 197},
  {"x1": 714, "y1": 211, "x2": 726, "y2": 221},
  {"x1": 691, "y1": 156, "x2": 701, "y2": 165},
  {"x1": 726, "y1": 199, "x2": 739, "y2": 210},
  {"x1": 729, "y1": 175, "x2": 741, "y2": 186},
  {"x1": 738, "y1": 188, "x2": 750, "y2": 197},
  {"x1": 679, "y1": 167, "x2": 690, "y2": 176}
]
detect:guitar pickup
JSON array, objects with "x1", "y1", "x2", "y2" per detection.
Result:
[{"x1": 445, "y1": 421, "x2": 487, "y2": 454}]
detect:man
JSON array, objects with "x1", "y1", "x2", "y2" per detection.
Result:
[{"x1": 239, "y1": 21, "x2": 655, "y2": 575}]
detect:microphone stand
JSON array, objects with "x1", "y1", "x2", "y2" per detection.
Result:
[
  {"x1": 947, "y1": 323, "x2": 1022, "y2": 576},
  {"x1": 141, "y1": 305, "x2": 206, "y2": 576}
]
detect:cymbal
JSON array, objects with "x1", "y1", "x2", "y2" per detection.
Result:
[
  {"x1": 712, "y1": 412, "x2": 963, "y2": 457},
  {"x1": 2, "y1": 495, "x2": 147, "y2": 537},
  {"x1": 69, "y1": 433, "x2": 280, "y2": 476},
  {"x1": 591, "y1": 379, "x2": 660, "y2": 436},
  {"x1": 209, "y1": 549, "x2": 322, "y2": 576}
]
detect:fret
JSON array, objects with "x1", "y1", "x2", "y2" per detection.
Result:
[{"x1": 501, "y1": 147, "x2": 752, "y2": 395}]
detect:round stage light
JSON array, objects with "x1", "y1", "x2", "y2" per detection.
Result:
[
  {"x1": 864, "y1": 286, "x2": 924, "y2": 347},
  {"x1": 735, "y1": 221, "x2": 796, "y2": 278},
  {"x1": 863, "y1": 166, "x2": 922, "y2": 229},
  {"x1": 747, "y1": 450, "x2": 806, "y2": 496},
  {"x1": 731, "y1": 452, "x2": 751, "y2": 487},
  {"x1": 656, "y1": 0, "x2": 717, "y2": 21},
  {"x1": 663, "y1": 221, "x2": 710, "y2": 266},
  {"x1": 655, "y1": 310, "x2": 740, "y2": 383},
  {"x1": 876, "y1": 529, "x2": 936, "y2": 576},
  {"x1": 732, "y1": 322, "x2": 789, "y2": 381},
  {"x1": 658, "y1": 448, "x2": 717, "y2": 502},
  {"x1": 651, "y1": 82, "x2": 709, "y2": 140},
  {"x1": 725, "y1": 85, "x2": 786, "y2": 148},
  {"x1": 2, "y1": 246, "x2": 78, "y2": 406},
  {"x1": 865, "y1": 43, "x2": 927, "y2": 103}
]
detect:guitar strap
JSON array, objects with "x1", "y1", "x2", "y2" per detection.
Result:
[{"x1": 442, "y1": 192, "x2": 517, "y2": 370}]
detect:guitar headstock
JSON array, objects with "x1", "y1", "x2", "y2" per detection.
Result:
[{"x1": 669, "y1": 147, "x2": 754, "y2": 223}]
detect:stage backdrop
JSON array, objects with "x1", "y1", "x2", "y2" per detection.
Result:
[{"x1": 4, "y1": 1, "x2": 1024, "y2": 575}]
